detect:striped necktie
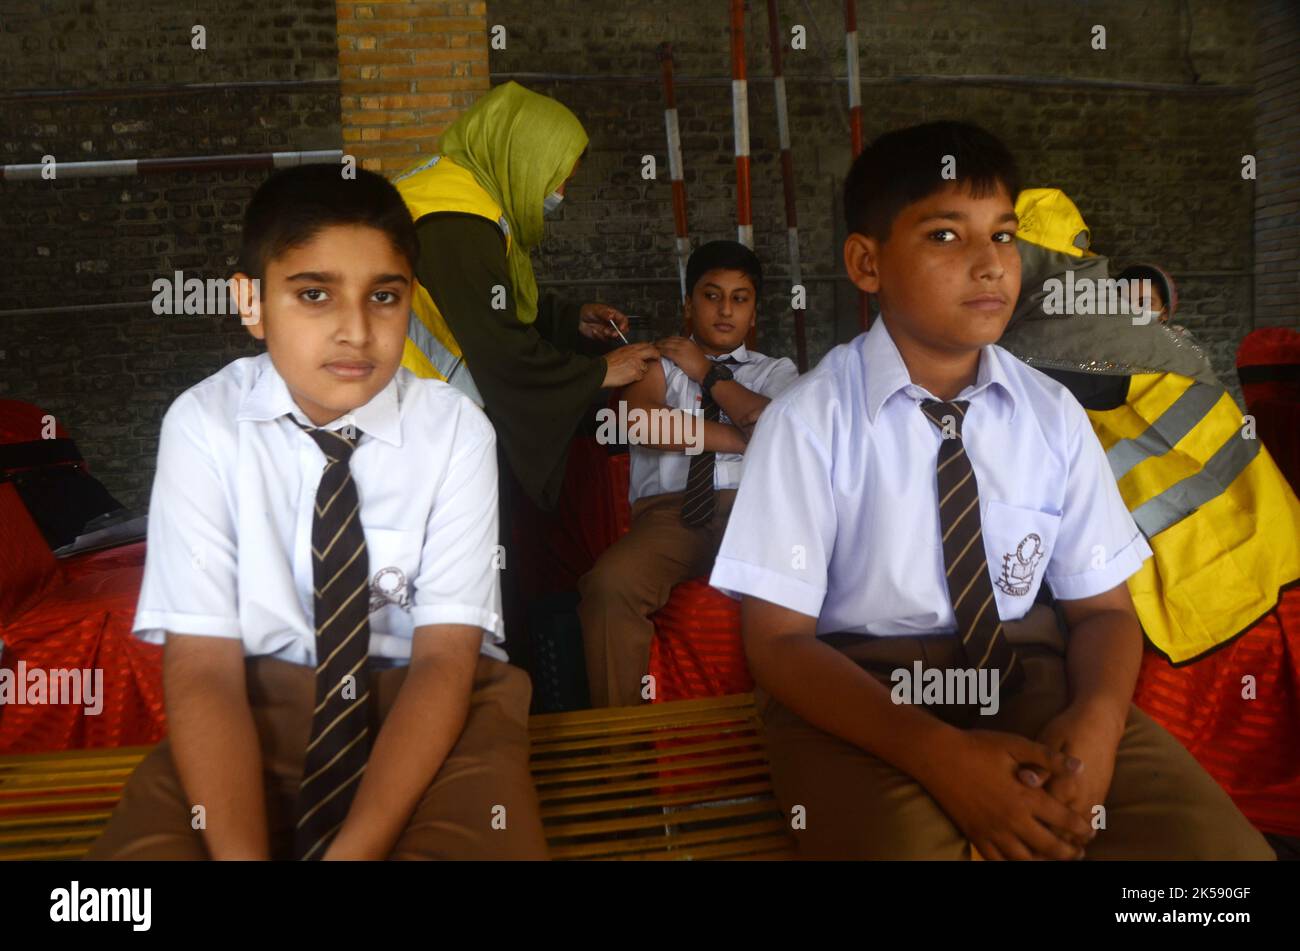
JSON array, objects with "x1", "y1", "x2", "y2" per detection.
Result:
[
  {"x1": 680, "y1": 357, "x2": 736, "y2": 527},
  {"x1": 918, "y1": 400, "x2": 1024, "y2": 693},
  {"x1": 291, "y1": 420, "x2": 372, "y2": 860}
]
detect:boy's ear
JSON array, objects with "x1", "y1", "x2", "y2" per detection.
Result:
[
  {"x1": 231, "y1": 271, "x2": 265, "y2": 339},
  {"x1": 681, "y1": 293, "x2": 693, "y2": 336},
  {"x1": 843, "y1": 233, "x2": 882, "y2": 294}
]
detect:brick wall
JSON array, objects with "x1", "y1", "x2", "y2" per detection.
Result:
[
  {"x1": 0, "y1": 0, "x2": 342, "y2": 511},
  {"x1": 336, "y1": 0, "x2": 489, "y2": 173},
  {"x1": 0, "y1": 0, "x2": 1280, "y2": 515},
  {"x1": 1253, "y1": 0, "x2": 1300, "y2": 330},
  {"x1": 488, "y1": 0, "x2": 1262, "y2": 391}
]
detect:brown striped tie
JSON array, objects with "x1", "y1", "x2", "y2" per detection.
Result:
[
  {"x1": 919, "y1": 400, "x2": 1024, "y2": 693},
  {"x1": 292, "y1": 420, "x2": 372, "y2": 860},
  {"x1": 680, "y1": 358, "x2": 734, "y2": 527}
]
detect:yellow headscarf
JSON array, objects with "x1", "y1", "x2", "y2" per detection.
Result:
[{"x1": 438, "y1": 82, "x2": 588, "y2": 324}]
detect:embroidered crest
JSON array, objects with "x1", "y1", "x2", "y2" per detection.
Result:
[
  {"x1": 369, "y1": 566, "x2": 410, "y2": 613},
  {"x1": 996, "y1": 533, "x2": 1044, "y2": 597}
]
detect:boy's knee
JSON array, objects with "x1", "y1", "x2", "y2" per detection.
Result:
[
  {"x1": 578, "y1": 552, "x2": 649, "y2": 610},
  {"x1": 1171, "y1": 816, "x2": 1276, "y2": 861}
]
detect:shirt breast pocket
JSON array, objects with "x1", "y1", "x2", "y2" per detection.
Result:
[
  {"x1": 981, "y1": 500, "x2": 1061, "y2": 620},
  {"x1": 362, "y1": 527, "x2": 423, "y2": 636}
]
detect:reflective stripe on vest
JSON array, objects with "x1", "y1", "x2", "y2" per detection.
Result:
[
  {"x1": 1085, "y1": 371, "x2": 1300, "y2": 662},
  {"x1": 1129, "y1": 424, "x2": 1261, "y2": 538},
  {"x1": 1106, "y1": 382, "x2": 1221, "y2": 481},
  {"x1": 406, "y1": 308, "x2": 484, "y2": 406},
  {"x1": 1103, "y1": 380, "x2": 1261, "y2": 537},
  {"x1": 391, "y1": 154, "x2": 507, "y2": 407}
]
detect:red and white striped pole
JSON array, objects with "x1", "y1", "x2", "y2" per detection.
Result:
[
  {"x1": 766, "y1": 0, "x2": 807, "y2": 372},
  {"x1": 729, "y1": 0, "x2": 753, "y2": 252},
  {"x1": 845, "y1": 0, "x2": 863, "y2": 157},
  {"x1": 845, "y1": 0, "x2": 870, "y2": 329},
  {"x1": 657, "y1": 42, "x2": 691, "y2": 305},
  {"x1": 730, "y1": 0, "x2": 756, "y2": 348}
]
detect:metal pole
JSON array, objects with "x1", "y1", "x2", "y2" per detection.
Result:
[
  {"x1": 767, "y1": 0, "x2": 808, "y2": 372},
  {"x1": 730, "y1": 0, "x2": 756, "y2": 349},
  {"x1": 844, "y1": 0, "x2": 870, "y2": 330},
  {"x1": 2, "y1": 149, "x2": 343, "y2": 182},
  {"x1": 657, "y1": 43, "x2": 691, "y2": 306},
  {"x1": 729, "y1": 0, "x2": 753, "y2": 253}
]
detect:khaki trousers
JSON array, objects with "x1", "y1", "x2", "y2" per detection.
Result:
[
  {"x1": 577, "y1": 489, "x2": 737, "y2": 708},
  {"x1": 86, "y1": 654, "x2": 549, "y2": 860},
  {"x1": 758, "y1": 607, "x2": 1275, "y2": 860}
]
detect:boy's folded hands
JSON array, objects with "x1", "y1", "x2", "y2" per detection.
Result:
[
  {"x1": 1028, "y1": 701, "x2": 1125, "y2": 851},
  {"x1": 927, "y1": 728, "x2": 1092, "y2": 861}
]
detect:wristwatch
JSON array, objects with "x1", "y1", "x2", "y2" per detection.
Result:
[{"x1": 701, "y1": 362, "x2": 734, "y2": 397}]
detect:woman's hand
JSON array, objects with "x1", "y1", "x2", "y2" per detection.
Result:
[
  {"x1": 601, "y1": 343, "x2": 661, "y2": 388},
  {"x1": 579, "y1": 303, "x2": 631, "y2": 342}
]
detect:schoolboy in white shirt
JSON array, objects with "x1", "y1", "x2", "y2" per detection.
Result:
[
  {"x1": 710, "y1": 121, "x2": 1273, "y2": 861},
  {"x1": 578, "y1": 241, "x2": 797, "y2": 707},
  {"x1": 88, "y1": 165, "x2": 547, "y2": 861}
]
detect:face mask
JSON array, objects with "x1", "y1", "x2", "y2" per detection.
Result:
[{"x1": 542, "y1": 190, "x2": 564, "y2": 218}]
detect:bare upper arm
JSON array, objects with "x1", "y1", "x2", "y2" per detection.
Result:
[
  {"x1": 622, "y1": 358, "x2": 667, "y2": 411},
  {"x1": 164, "y1": 633, "x2": 245, "y2": 689},
  {"x1": 1056, "y1": 581, "x2": 1138, "y2": 632},
  {"x1": 409, "y1": 624, "x2": 483, "y2": 681},
  {"x1": 740, "y1": 595, "x2": 818, "y2": 656}
]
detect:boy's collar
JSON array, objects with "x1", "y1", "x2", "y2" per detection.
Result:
[
  {"x1": 689, "y1": 335, "x2": 750, "y2": 363},
  {"x1": 862, "y1": 317, "x2": 1017, "y2": 424},
  {"x1": 237, "y1": 353, "x2": 404, "y2": 447}
]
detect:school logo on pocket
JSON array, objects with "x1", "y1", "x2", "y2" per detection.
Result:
[
  {"x1": 369, "y1": 566, "x2": 410, "y2": 613},
  {"x1": 996, "y1": 533, "x2": 1045, "y2": 597}
]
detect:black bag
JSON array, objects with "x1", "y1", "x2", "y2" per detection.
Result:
[{"x1": 0, "y1": 438, "x2": 125, "y2": 549}]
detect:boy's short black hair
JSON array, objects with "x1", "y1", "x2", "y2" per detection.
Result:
[
  {"x1": 237, "y1": 164, "x2": 419, "y2": 281},
  {"x1": 685, "y1": 240, "x2": 763, "y2": 300},
  {"x1": 843, "y1": 121, "x2": 1021, "y2": 242}
]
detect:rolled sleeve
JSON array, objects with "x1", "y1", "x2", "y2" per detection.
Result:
[
  {"x1": 1045, "y1": 401, "x2": 1153, "y2": 601},
  {"x1": 133, "y1": 394, "x2": 241, "y2": 643},
  {"x1": 710, "y1": 403, "x2": 834, "y2": 620},
  {"x1": 411, "y1": 412, "x2": 505, "y2": 648}
]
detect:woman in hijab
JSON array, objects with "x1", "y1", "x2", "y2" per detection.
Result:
[{"x1": 392, "y1": 81, "x2": 659, "y2": 512}]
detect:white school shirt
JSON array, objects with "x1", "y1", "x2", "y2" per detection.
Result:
[
  {"x1": 133, "y1": 353, "x2": 507, "y2": 664},
  {"x1": 710, "y1": 317, "x2": 1152, "y2": 635},
  {"x1": 629, "y1": 341, "x2": 799, "y2": 505}
]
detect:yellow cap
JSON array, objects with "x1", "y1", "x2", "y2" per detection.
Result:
[{"x1": 1015, "y1": 188, "x2": 1093, "y2": 258}]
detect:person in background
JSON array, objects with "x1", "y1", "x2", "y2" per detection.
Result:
[
  {"x1": 578, "y1": 241, "x2": 797, "y2": 707},
  {"x1": 390, "y1": 81, "x2": 660, "y2": 665}
]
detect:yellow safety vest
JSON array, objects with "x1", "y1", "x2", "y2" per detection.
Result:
[
  {"x1": 1085, "y1": 372, "x2": 1300, "y2": 663},
  {"x1": 390, "y1": 155, "x2": 512, "y2": 387}
]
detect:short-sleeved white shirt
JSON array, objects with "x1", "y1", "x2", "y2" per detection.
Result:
[
  {"x1": 133, "y1": 353, "x2": 506, "y2": 664},
  {"x1": 710, "y1": 317, "x2": 1152, "y2": 635},
  {"x1": 629, "y1": 341, "x2": 799, "y2": 505}
]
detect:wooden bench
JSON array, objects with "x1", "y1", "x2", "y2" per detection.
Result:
[{"x1": 0, "y1": 693, "x2": 796, "y2": 861}]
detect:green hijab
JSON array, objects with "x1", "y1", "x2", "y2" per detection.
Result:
[{"x1": 438, "y1": 81, "x2": 588, "y2": 325}]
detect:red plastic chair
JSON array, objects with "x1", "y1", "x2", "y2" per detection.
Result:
[
  {"x1": 649, "y1": 579, "x2": 750, "y2": 703},
  {"x1": 1237, "y1": 328, "x2": 1300, "y2": 495},
  {"x1": 582, "y1": 441, "x2": 752, "y2": 703},
  {"x1": 0, "y1": 399, "x2": 162, "y2": 754}
]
